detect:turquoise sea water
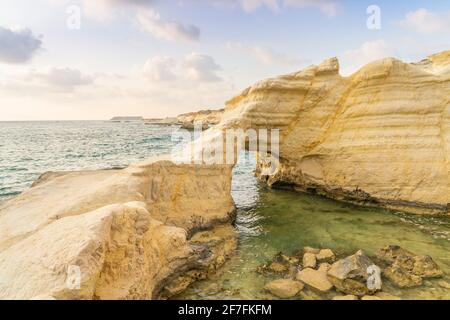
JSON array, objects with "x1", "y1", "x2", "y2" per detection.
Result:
[
  {"x1": 1, "y1": 121, "x2": 449, "y2": 299},
  {"x1": 0, "y1": 121, "x2": 179, "y2": 201}
]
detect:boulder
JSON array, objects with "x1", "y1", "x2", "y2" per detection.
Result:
[
  {"x1": 303, "y1": 247, "x2": 320, "y2": 254},
  {"x1": 316, "y1": 249, "x2": 335, "y2": 263},
  {"x1": 383, "y1": 265, "x2": 423, "y2": 288},
  {"x1": 318, "y1": 263, "x2": 331, "y2": 272},
  {"x1": 264, "y1": 279, "x2": 304, "y2": 299},
  {"x1": 378, "y1": 245, "x2": 443, "y2": 288},
  {"x1": 327, "y1": 250, "x2": 381, "y2": 296},
  {"x1": 303, "y1": 253, "x2": 317, "y2": 269},
  {"x1": 296, "y1": 268, "x2": 333, "y2": 293}
]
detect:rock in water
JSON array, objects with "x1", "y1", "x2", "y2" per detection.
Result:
[
  {"x1": 296, "y1": 268, "x2": 333, "y2": 293},
  {"x1": 327, "y1": 250, "x2": 381, "y2": 296},
  {"x1": 264, "y1": 279, "x2": 304, "y2": 299},
  {"x1": 383, "y1": 265, "x2": 423, "y2": 288},
  {"x1": 316, "y1": 249, "x2": 335, "y2": 263},
  {"x1": 303, "y1": 253, "x2": 317, "y2": 269},
  {"x1": 377, "y1": 245, "x2": 443, "y2": 288}
]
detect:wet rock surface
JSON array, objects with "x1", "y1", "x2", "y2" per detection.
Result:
[{"x1": 377, "y1": 245, "x2": 444, "y2": 288}]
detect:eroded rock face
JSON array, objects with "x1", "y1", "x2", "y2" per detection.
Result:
[
  {"x1": 214, "y1": 51, "x2": 450, "y2": 215},
  {"x1": 0, "y1": 157, "x2": 236, "y2": 300}
]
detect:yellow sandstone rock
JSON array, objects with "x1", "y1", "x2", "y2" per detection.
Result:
[
  {"x1": 0, "y1": 157, "x2": 236, "y2": 300},
  {"x1": 214, "y1": 50, "x2": 450, "y2": 215}
]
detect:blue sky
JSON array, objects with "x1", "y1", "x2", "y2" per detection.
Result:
[{"x1": 0, "y1": 0, "x2": 449, "y2": 120}]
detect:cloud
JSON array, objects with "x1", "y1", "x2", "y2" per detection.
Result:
[
  {"x1": 398, "y1": 9, "x2": 450, "y2": 34},
  {"x1": 184, "y1": 53, "x2": 222, "y2": 81},
  {"x1": 208, "y1": 0, "x2": 338, "y2": 15},
  {"x1": 142, "y1": 56, "x2": 177, "y2": 81},
  {"x1": 137, "y1": 9, "x2": 200, "y2": 42},
  {"x1": 0, "y1": 26, "x2": 43, "y2": 64},
  {"x1": 227, "y1": 42, "x2": 306, "y2": 66},
  {"x1": 142, "y1": 53, "x2": 222, "y2": 82},
  {"x1": 241, "y1": 0, "x2": 279, "y2": 12},
  {"x1": 81, "y1": 0, "x2": 154, "y2": 20},
  {"x1": 283, "y1": 0, "x2": 339, "y2": 17},
  {"x1": 31, "y1": 67, "x2": 95, "y2": 91},
  {"x1": 342, "y1": 39, "x2": 392, "y2": 75},
  {"x1": 206, "y1": 0, "x2": 278, "y2": 12}
]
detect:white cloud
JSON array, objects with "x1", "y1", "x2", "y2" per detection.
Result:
[
  {"x1": 227, "y1": 42, "x2": 305, "y2": 66},
  {"x1": 284, "y1": 0, "x2": 339, "y2": 17},
  {"x1": 137, "y1": 9, "x2": 200, "y2": 42},
  {"x1": 342, "y1": 39, "x2": 392, "y2": 75},
  {"x1": 0, "y1": 26, "x2": 43, "y2": 64},
  {"x1": 398, "y1": 9, "x2": 450, "y2": 34},
  {"x1": 208, "y1": 0, "x2": 338, "y2": 15},
  {"x1": 31, "y1": 67, "x2": 94, "y2": 90},
  {"x1": 81, "y1": 0, "x2": 154, "y2": 20},
  {"x1": 142, "y1": 53, "x2": 222, "y2": 82},
  {"x1": 142, "y1": 56, "x2": 177, "y2": 81},
  {"x1": 184, "y1": 53, "x2": 222, "y2": 81}
]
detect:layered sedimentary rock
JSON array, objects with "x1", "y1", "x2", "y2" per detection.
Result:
[
  {"x1": 211, "y1": 50, "x2": 450, "y2": 214},
  {"x1": 0, "y1": 157, "x2": 236, "y2": 300},
  {"x1": 177, "y1": 109, "x2": 224, "y2": 129}
]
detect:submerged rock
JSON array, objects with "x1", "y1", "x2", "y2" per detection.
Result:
[
  {"x1": 378, "y1": 245, "x2": 444, "y2": 288},
  {"x1": 264, "y1": 279, "x2": 304, "y2": 299},
  {"x1": 316, "y1": 249, "x2": 335, "y2": 263},
  {"x1": 383, "y1": 265, "x2": 423, "y2": 288},
  {"x1": 327, "y1": 250, "x2": 381, "y2": 296},
  {"x1": 296, "y1": 268, "x2": 333, "y2": 293}
]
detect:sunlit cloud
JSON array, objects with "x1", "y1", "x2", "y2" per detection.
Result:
[
  {"x1": 398, "y1": 8, "x2": 450, "y2": 34},
  {"x1": 137, "y1": 9, "x2": 200, "y2": 42}
]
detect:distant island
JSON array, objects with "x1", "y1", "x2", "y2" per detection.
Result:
[
  {"x1": 109, "y1": 109, "x2": 225, "y2": 129},
  {"x1": 110, "y1": 116, "x2": 144, "y2": 122}
]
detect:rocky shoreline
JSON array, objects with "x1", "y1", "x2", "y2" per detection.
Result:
[{"x1": 260, "y1": 245, "x2": 447, "y2": 300}]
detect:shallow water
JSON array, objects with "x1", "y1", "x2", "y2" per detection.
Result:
[{"x1": 176, "y1": 154, "x2": 450, "y2": 300}]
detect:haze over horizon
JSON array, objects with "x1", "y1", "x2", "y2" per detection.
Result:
[{"x1": 1, "y1": 0, "x2": 449, "y2": 121}]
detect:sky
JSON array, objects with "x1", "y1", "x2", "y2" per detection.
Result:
[{"x1": 0, "y1": 0, "x2": 449, "y2": 120}]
